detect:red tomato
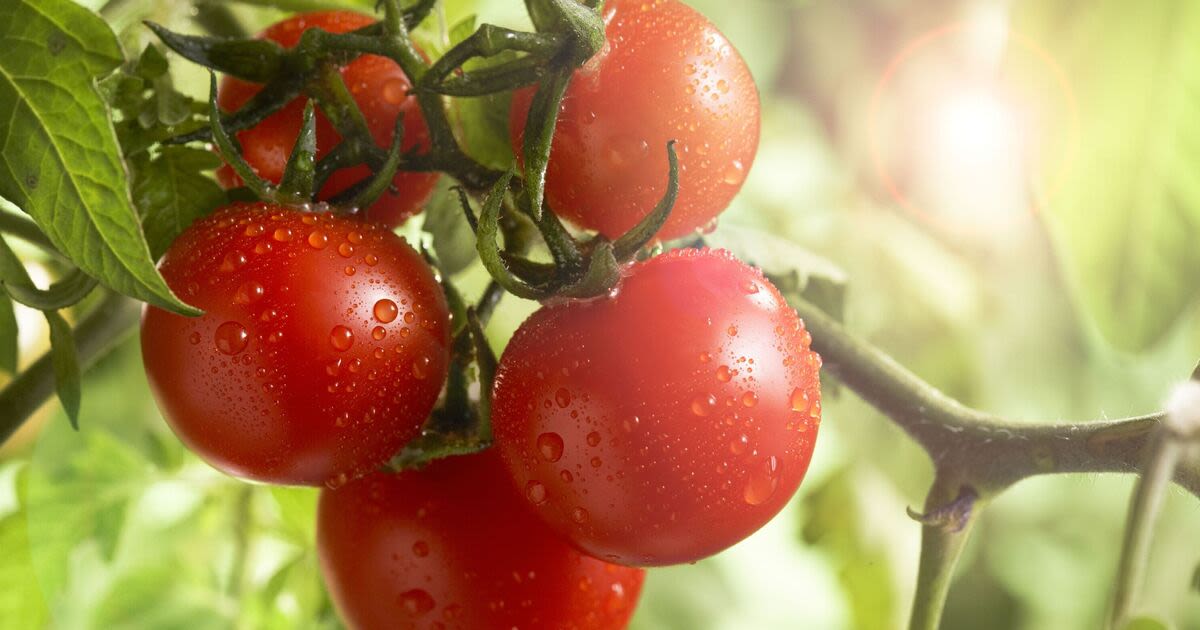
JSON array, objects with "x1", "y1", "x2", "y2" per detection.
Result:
[
  {"x1": 141, "y1": 203, "x2": 450, "y2": 486},
  {"x1": 491, "y1": 248, "x2": 821, "y2": 566},
  {"x1": 217, "y1": 11, "x2": 438, "y2": 228},
  {"x1": 318, "y1": 452, "x2": 645, "y2": 630},
  {"x1": 509, "y1": 0, "x2": 760, "y2": 240}
]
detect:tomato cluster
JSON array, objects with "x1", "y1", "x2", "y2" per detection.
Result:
[{"x1": 140, "y1": 3, "x2": 816, "y2": 628}]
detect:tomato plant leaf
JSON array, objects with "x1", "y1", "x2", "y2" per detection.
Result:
[
  {"x1": 46, "y1": 309, "x2": 81, "y2": 429},
  {"x1": 422, "y1": 179, "x2": 479, "y2": 275},
  {"x1": 0, "y1": 512, "x2": 50, "y2": 629},
  {"x1": 1015, "y1": 0, "x2": 1200, "y2": 351},
  {"x1": 4, "y1": 269, "x2": 98, "y2": 312},
  {"x1": 0, "y1": 0, "x2": 199, "y2": 316},
  {"x1": 133, "y1": 146, "x2": 226, "y2": 259}
]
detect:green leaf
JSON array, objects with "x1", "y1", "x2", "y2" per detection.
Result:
[
  {"x1": 269, "y1": 487, "x2": 318, "y2": 544},
  {"x1": 422, "y1": 179, "x2": 478, "y2": 275},
  {"x1": 1015, "y1": 1, "x2": 1200, "y2": 351},
  {"x1": 0, "y1": 513, "x2": 50, "y2": 629},
  {"x1": 0, "y1": 0, "x2": 198, "y2": 316},
  {"x1": 4, "y1": 268, "x2": 98, "y2": 311},
  {"x1": 133, "y1": 146, "x2": 226, "y2": 259},
  {"x1": 46, "y1": 309, "x2": 81, "y2": 428},
  {"x1": 1122, "y1": 617, "x2": 1172, "y2": 630}
]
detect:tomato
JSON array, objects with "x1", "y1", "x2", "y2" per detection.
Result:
[
  {"x1": 491, "y1": 248, "x2": 821, "y2": 566},
  {"x1": 509, "y1": 0, "x2": 760, "y2": 241},
  {"x1": 217, "y1": 11, "x2": 438, "y2": 228},
  {"x1": 318, "y1": 452, "x2": 645, "y2": 630},
  {"x1": 140, "y1": 203, "x2": 450, "y2": 486}
]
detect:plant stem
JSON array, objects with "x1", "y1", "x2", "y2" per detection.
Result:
[
  {"x1": 909, "y1": 477, "x2": 981, "y2": 630},
  {"x1": 0, "y1": 293, "x2": 141, "y2": 444},
  {"x1": 1108, "y1": 429, "x2": 1183, "y2": 629}
]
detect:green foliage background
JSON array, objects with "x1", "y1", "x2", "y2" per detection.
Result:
[{"x1": 2, "y1": 0, "x2": 1200, "y2": 628}]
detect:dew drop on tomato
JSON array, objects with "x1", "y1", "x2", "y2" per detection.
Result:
[
  {"x1": 214, "y1": 321, "x2": 248, "y2": 356},
  {"x1": 373, "y1": 298, "x2": 398, "y2": 323},
  {"x1": 329, "y1": 325, "x2": 354, "y2": 351},
  {"x1": 537, "y1": 432, "x2": 564, "y2": 462}
]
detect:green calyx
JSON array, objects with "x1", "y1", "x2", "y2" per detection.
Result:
[{"x1": 470, "y1": 141, "x2": 679, "y2": 301}]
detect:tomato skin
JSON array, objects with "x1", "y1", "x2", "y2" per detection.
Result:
[
  {"x1": 491, "y1": 248, "x2": 821, "y2": 566},
  {"x1": 509, "y1": 0, "x2": 760, "y2": 240},
  {"x1": 317, "y1": 452, "x2": 645, "y2": 630},
  {"x1": 140, "y1": 203, "x2": 450, "y2": 486},
  {"x1": 217, "y1": 11, "x2": 437, "y2": 228}
]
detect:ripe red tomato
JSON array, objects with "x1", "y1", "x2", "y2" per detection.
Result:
[
  {"x1": 509, "y1": 0, "x2": 760, "y2": 240},
  {"x1": 491, "y1": 248, "x2": 821, "y2": 566},
  {"x1": 217, "y1": 11, "x2": 438, "y2": 228},
  {"x1": 141, "y1": 203, "x2": 450, "y2": 486},
  {"x1": 318, "y1": 452, "x2": 645, "y2": 630}
]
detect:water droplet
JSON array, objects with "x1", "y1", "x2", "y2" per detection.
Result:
[
  {"x1": 727, "y1": 325, "x2": 738, "y2": 337},
  {"x1": 699, "y1": 352, "x2": 712, "y2": 363},
  {"x1": 307, "y1": 230, "x2": 328, "y2": 249},
  {"x1": 554, "y1": 387, "x2": 572, "y2": 408},
  {"x1": 348, "y1": 231, "x2": 363, "y2": 244},
  {"x1": 742, "y1": 280, "x2": 759, "y2": 294},
  {"x1": 590, "y1": 456, "x2": 602, "y2": 468},
  {"x1": 188, "y1": 332, "x2": 201, "y2": 345},
  {"x1": 741, "y1": 391, "x2": 758, "y2": 407},
  {"x1": 790, "y1": 387, "x2": 810, "y2": 413},
  {"x1": 526, "y1": 481, "x2": 548, "y2": 504},
  {"x1": 412, "y1": 541, "x2": 430, "y2": 557},
  {"x1": 214, "y1": 321, "x2": 248, "y2": 355},
  {"x1": 622, "y1": 416, "x2": 640, "y2": 432},
  {"x1": 537, "y1": 433, "x2": 564, "y2": 462},
  {"x1": 730, "y1": 434, "x2": 749, "y2": 455},
  {"x1": 234, "y1": 281, "x2": 264, "y2": 304},
  {"x1": 383, "y1": 78, "x2": 407, "y2": 104},
  {"x1": 571, "y1": 507, "x2": 590, "y2": 523},
  {"x1": 244, "y1": 224, "x2": 264, "y2": 236},
  {"x1": 403, "y1": 311, "x2": 416, "y2": 325},
  {"x1": 716, "y1": 365, "x2": 732, "y2": 382},
  {"x1": 344, "y1": 266, "x2": 356, "y2": 276},
  {"x1": 324, "y1": 472, "x2": 349, "y2": 490},
  {"x1": 691, "y1": 394, "x2": 716, "y2": 416},
  {"x1": 560, "y1": 470, "x2": 574, "y2": 483},
  {"x1": 605, "y1": 134, "x2": 649, "y2": 167},
  {"x1": 412, "y1": 355, "x2": 430, "y2": 379},
  {"x1": 254, "y1": 241, "x2": 273, "y2": 255},
  {"x1": 398, "y1": 589, "x2": 435, "y2": 616},
  {"x1": 365, "y1": 253, "x2": 379, "y2": 266},
  {"x1": 338, "y1": 242, "x2": 355, "y2": 258},
  {"x1": 586, "y1": 431, "x2": 602, "y2": 447},
  {"x1": 743, "y1": 455, "x2": 780, "y2": 505},
  {"x1": 330, "y1": 325, "x2": 354, "y2": 351},
  {"x1": 219, "y1": 251, "x2": 247, "y2": 272},
  {"x1": 723, "y1": 160, "x2": 746, "y2": 186},
  {"x1": 372, "y1": 326, "x2": 387, "y2": 340},
  {"x1": 374, "y1": 299, "x2": 399, "y2": 323},
  {"x1": 272, "y1": 227, "x2": 294, "y2": 242}
]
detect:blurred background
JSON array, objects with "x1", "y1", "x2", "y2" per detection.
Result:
[{"x1": 3, "y1": 0, "x2": 1200, "y2": 628}]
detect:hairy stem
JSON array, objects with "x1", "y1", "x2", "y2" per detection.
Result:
[
  {"x1": 1108, "y1": 430, "x2": 1183, "y2": 629},
  {"x1": 908, "y1": 477, "x2": 981, "y2": 630}
]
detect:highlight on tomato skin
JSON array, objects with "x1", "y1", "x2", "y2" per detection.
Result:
[
  {"x1": 317, "y1": 451, "x2": 646, "y2": 630},
  {"x1": 140, "y1": 203, "x2": 451, "y2": 487},
  {"x1": 509, "y1": 0, "x2": 761, "y2": 241},
  {"x1": 491, "y1": 248, "x2": 822, "y2": 567},
  {"x1": 216, "y1": 11, "x2": 439, "y2": 229}
]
